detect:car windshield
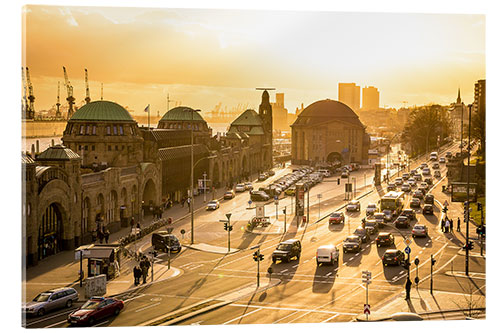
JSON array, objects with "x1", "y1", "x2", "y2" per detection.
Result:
[
  {"x1": 367, "y1": 204, "x2": 376, "y2": 208},
  {"x1": 277, "y1": 244, "x2": 292, "y2": 251},
  {"x1": 346, "y1": 237, "x2": 358, "y2": 242},
  {"x1": 398, "y1": 216, "x2": 407, "y2": 221},
  {"x1": 208, "y1": 201, "x2": 217, "y2": 205},
  {"x1": 385, "y1": 252, "x2": 398, "y2": 257},
  {"x1": 33, "y1": 293, "x2": 51, "y2": 302},
  {"x1": 81, "y1": 300, "x2": 102, "y2": 310},
  {"x1": 365, "y1": 221, "x2": 376, "y2": 227},
  {"x1": 354, "y1": 228, "x2": 364, "y2": 234},
  {"x1": 331, "y1": 213, "x2": 341, "y2": 217}
]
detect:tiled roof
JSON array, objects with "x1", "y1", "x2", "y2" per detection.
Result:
[
  {"x1": 22, "y1": 152, "x2": 35, "y2": 165},
  {"x1": 158, "y1": 144, "x2": 209, "y2": 161},
  {"x1": 160, "y1": 107, "x2": 206, "y2": 122},
  {"x1": 36, "y1": 145, "x2": 81, "y2": 161},
  {"x1": 70, "y1": 100, "x2": 135, "y2": 122},
  {"x1": 230, "y1": 109, "x2": 262, "y2": 126}
]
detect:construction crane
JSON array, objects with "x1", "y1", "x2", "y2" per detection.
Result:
[
  {"x1": 25, "y1": 67, "x2": 35, "y2": 119},
  {"x1": 166, "y1": 93, "x2": 179, "y2": 112},
  {"x1": 101, "y1": 83, "x2": 103, "y2": 100},
  {"x1": 21, "y1": 67, "x2": 27, "y2": 118},
  {"x1": 55, "y1": 81, "x2": 62, "y2": 118},
  {"x1": 63, "y1": 66, "x2": 75, "y2": 119},
  {"x1": 84, "y1": 68, "x2": 91, "y2": 104}
]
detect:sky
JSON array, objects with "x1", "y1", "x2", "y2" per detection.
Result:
[{"x1": 23, "y1": 5, "x2": 485, "y2": 116}]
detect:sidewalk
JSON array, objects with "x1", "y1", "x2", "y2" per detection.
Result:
[{"x1": 356, "y1": 288, "x2": 485, "y2": 321}]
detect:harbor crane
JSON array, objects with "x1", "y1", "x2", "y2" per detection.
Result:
[
  {"x1": 21, "y1": 67, "x2": 28, "y2": 118},
  {"x1": 84, "y1": 68, "x2": 91, "y2": 104},
  {"x1": 63, "y1": 66, "x2": 75, "y2": 119},
  {"x1": 56, "y1": 81, "x2": 62, "y2": 118},
  {"x1": 25, "y1": 67, "x2": 35, "y2": 119}
]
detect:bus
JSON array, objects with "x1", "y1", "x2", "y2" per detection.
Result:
[{"x1": 380, "y1": 191, "x2": 405, "y2": 216}]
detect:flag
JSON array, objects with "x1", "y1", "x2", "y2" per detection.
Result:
[{"x1": 144, "y1": 104, "x2": 150, "y2": 113}]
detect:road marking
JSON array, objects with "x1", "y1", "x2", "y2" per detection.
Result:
[
  {"x1": 45, "y1": 319, "x2": 67, "y2": 328},
  {"x1": 25, "y1": 309, "x2": 76, "y2": 326},
  {"x1": 190, "y1": 320, "x2": 203, "y2": 325},
  {"x1": 222, "y1": 308, "x2": 262, "y2": 325},
  {"x1": 292, "y1": 264, "x2": 299, "y2": 268},
  {"x1": 230, "y1": 303, "x2": 358, "y2": 316},
  {"x1": 93, "y1": 320, "x2": 110, "y2": 327},
  {"x1": 272, "y1": 310, "x2": 299, "y2": 324},
  {"x1": 321, "y1": 313, "x2": 340, "y2": 323},
  {"x1": 134, "y1": 302, "x2": 161, "y2": 313},
  {"x1": 122, "y1": 294, "x2": 146, "y2": 303},
  {"x1": 326, "y1": 272, "x2": 333, "y2": 277}
]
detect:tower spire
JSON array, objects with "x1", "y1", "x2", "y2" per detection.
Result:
[{"x1": 457, "y1": 87, "x2": 461, "y2": 104}]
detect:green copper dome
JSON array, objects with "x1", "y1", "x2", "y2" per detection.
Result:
[
  {"x1": 70, "y1": 100, "x2": 134, "y2": 122},
  {"x1": 160, "y1": 106, "x2": 205, "y2": 122}
]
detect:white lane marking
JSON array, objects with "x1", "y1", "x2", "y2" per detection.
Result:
[
  {"x1": 134, "y1": 302, "x2": 161, "y2": 313},
  {"x1": 326, "y1": 272, "x2": 333, "y2": 277},
  {"x1": 230, "y1": 303, "x2": 358, "y2": 316},
  {"x1": 321, "y1": 313, "x2": 340, "y2": 323},
  {"x1": 45, "y1": 319, "x2": 68, "y2": 328},
  {"x1": 303, "y1": 260, "x2": 310, "y2": 263},
  {"x1": 123, "y1": 294, "x2": 146, "y2": 303},
  {"x1": 348, "y1": 257, "x2": 353, "y2": 261},
  {"x1": 292, "y1": 264, "x2": 299, "y2": 268},
  {"x1": 281, "y1": 269, "x2": 288, "y2": 273},
  {"x1": 93, "y1": 320, "x2": 110, "y2": 327},
  {"x1": 26, "y1": 309, "x2": 75, "y2": 326},
  {"x1": 222, "y1": 308, "x2": 262, "y2": 325},
  {"x1": 272, "y1": 310, "x2": 299, "y2": 324},
  {"x1": 190, "y1": 320, "x2": 203, "y2": 325}
]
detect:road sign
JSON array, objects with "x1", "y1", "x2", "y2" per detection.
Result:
[
  {"x1": 180, "y1": 229, "x2": 185, "y2": 234},
  {"x1": 405, "y1": 246, "x2": 411, "y2": 254},
  {"x1": 166, "y1": 227, "x2": 174, "y2": 234},
  {"x1": 364, "y1": 304, "x2": 370, "y2": 314},
  {"x1": 248, "y1": 200, "x2": 252, "y2": 205},
  {"x1": 317, "y1": 193, "x2": 322, "y2": 199},
  {"x1": 443, "y1": 200, "x2": 449, "y2": 207},
  {"x1": 404, "y1": 237, "x2": 412, "y2": 246},
  {"x1": 274, "y1": 195, "x2": 278, "y2": 201}
]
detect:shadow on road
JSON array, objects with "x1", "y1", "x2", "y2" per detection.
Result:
[
  {"x1": 312, "y1": 263, "x2": 337, "y2": 294},
  {"x1": 383, "y1": 265, "x2": 406, "y2": 286},
  {"x1": 342, "y1": 252, "x2": 362, "y2": 267}
]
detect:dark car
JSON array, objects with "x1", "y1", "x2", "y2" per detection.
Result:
[
  {"x1": 376, "y1": 232, "x2": 395, "y2": 247},
  {"x1": 432, "y1": 163, "x2": 440, "y2": 169},
  {"x1": 402, "y1": 173, "x2": 410, "y2": 180},
  {"x1": 395, "y1": 215, "x2": 410, "y2": 228},
  {"x1": 268, "y1": 170, "x2": 275, "y2": 176},
  {"x1": 353, "y1": 226, "x2": 370, "y2": 243},
  {"x1": 272, "y1": 239, "x2": 301, "y2": 263},
  {"x1": 382, "y1": 249, "x2": 405, "y2": 266},
  {"x1": 387, "y1": 183, "x2": 396, "y2": 191},
  {"x1": 424, "y1": 177, "x2": 433, "y2": 185},
  {"x1": 152, "y1": 232, "x2": 181, "y2": 253},
  {"x1": 424, "y1": 194, "x2": 434, "y2": 204},
  {"x1": 423, "y1": 204, "x2": 434, "y2": 215},
  {"x1": 410, "y1": 197, "x2": 421, "y2": 208},
  {"x1": 329, "y1": 212, "x2": 345, "y2": 224},
  {"x1": 343, "y1": 235, "x2": 362, "y2": 253},
  {"x1": 68, "y1": 297, "x2": 124, "y2": 326},
  {"x1": 401, "y1": 209, "x2": 416, "y2": 220},
  {"x1": 250, "y1": 190, "x2": 269, "y2": 202},
  {"x1": 413, "y1": 190, "x2": 424, "y2": 199},
  {"x1": 363, "y1": 219, "x2": 379, "y2": 235}
]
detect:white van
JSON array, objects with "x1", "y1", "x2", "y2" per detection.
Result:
[
  {"x1": 316, "y1": 245, "x2": 339, "y2": 265},
  {"x1": 430, "y1": 152, "x2": 438, "y2": 161},
  {"x1": 318, "y1": 169, "x2": 331, "y2": 177}
]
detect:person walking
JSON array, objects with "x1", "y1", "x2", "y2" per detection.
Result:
[
  {"x1": 441, "y1": 219, "x2": 445, "y2": 232},
  {"x1": 141, "y1": 257, "x2": 150, "y2": 284},
  {"x1": 130, "y1": 217, "x2": 135, "y2": 232},
  {"x1": 445, "y1": 219, "x2": 450, "y2": 233},
  {"x1": 405, "y1": 278, "x2": 412, "y2": 300},
  {"x1": 104, "y1": 228, "x2": 110, "y2": 244},
  {"x1": 449, "y1": 219, "x2": 454, "y2": 232},
  {"x1": 133, "y1": 266, "x2": 141, "y2": 286},
  {"x1": 457, "y1": 217, "x2": 461, "y2": 232}
]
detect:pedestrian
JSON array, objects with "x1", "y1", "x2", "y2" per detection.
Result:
[
  {"x1": 449, "y1": 219, "x2": 454, "y2": 232},
  {"x1": 457, "y1": 217, "x2": 461, "y2": 232},
  {"x1": 445, "y1": 219, "x2": 450, "y2": 233},
  {"x1": 130, "y1": 217, "x2": 135, "y2": 231},
  {"x1": 181, "y1": 198, "x2": 185, "y2": 208},
  {"x1": 187, "y1": 198, "x2": 191, "y2": 210},
  {"x1": 97, "y1": 229, "x2": 103, "y2": 244},
  {"x1": 405, "y1": 278, "x2": 412, "y2": 300},
  {"x1": 133, "y1": 266, "x2": 141, "y2": 286},
  {"x1": 441, "y1": 219, "x2": 445, "y2": 232},
  {"x1": 136, "y1": 222, "x2": 141, "y2": 230},
  {"x1": 104, "y1": 228, "x2": 110, "y2": 244},
  {"x1": 141, "y1": 257, "x2": 150, "y2": 284}
]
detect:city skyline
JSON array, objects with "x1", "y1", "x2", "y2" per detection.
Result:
[{"x1": 23, "y1": 6, "x2": 485, "y2": 116}]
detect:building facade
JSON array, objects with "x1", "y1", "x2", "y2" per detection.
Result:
[
  {"x1": 271, "y1": 93, "x2": 289, "y2": 132},
  {"x1": 338, "y1": 83, "x2": 360, "y2": 112},
  {"x1": 362, "y1": 86, "x2": 380, "y2": 111},
  {"x1": 291, "y1": 99, "x2": 370, "y2": 165}
]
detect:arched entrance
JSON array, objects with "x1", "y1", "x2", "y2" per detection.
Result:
[
  {"x1": 142, "y1": 179, "x2": 157, "y2": 216},
  {"x1": 327, "y1": 152, "x2": 342, "y2": 164},
  {"x1": 38, "y1": 203, "x2": 64, "y2": 260}
]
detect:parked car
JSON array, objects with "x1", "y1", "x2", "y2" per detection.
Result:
[
  {"x1": 432, "y1": 163, "x2": 440, "y2": 169},
  {"x1": 420, "y1": 163, "x2": 428, "y2": 169},
  {"x1": 412, "y1": 224, "x2": 429, "y2": 238},
  {"x1": 316, "y1": 245, "x2": 339, "y2": 265},
  {"x1": 376, "y1": 232, "x2": 395, "y2": 247},
  {"x1": 446, "y1": 151, "x2": 452, "y2": 158},
  {"x1": 395, "y1": 215, "x2": 410, "y2": 228},
  {"x1": 395, "y1": 177, "x2": 403, "y2": 185},
  {"x1": 408, "y1": 178, "x2": 416, "y2": 187},
  {"x1": 434, "y1": 170, "x2": 441, "y2": 178},
  {"x1": 410, "y1": 197, "x2": 421, "y2": 208},
  {"x1": 206, "y1": 200, "x2": 220, "y2": 210},
  {"x1": 414, "y1": 174, "x2": 422, "y2": 181},
  {"x1": 343, "y1": 235, "x2": 362, "y2": 253},
  {"x1": 152, "y1": 232, "x2": 181, "y2": 253},
  {"x1": 250, "y1": 190, "x2": 269, "y2": 201},
  {"x1": 363, "y1": 218, "x2": 379, "y2": 234},
  {"x1": 67, "y1": 296, "x2": 124, "y2": 326},
  {"x1": 258, "y1": 173, "x2": 267, "y2": 181},
  {"x1": 423, "y1": 204, "x2": 434, "y2": 215},
  {"x1": 401, "y1": 208, "x2": 416, "y2": 220},
  {"x1": 245, "y1": 182, "x2": 253, "y2": 191},
  {"x1": 382, "y1": 209, "x2": 393, "y2": 222},
  {"x1": 235, "y1": 183, "x2": 246, "y2": 192},
  {"x1": 346, "y1": 199, "x2": 361, "y2": 212},
  {"x1": 272, "y1": 239, "x2": 301, "y2": 263},
  {"x1": 424, "y1": 177, "x2": 433, "y2": 185},
  {"x1": 224, "y1": 190, "x2": 235, "y2": 200},
  {"x1": 24, "y1": 287, "x2": 79, "y2": 317},
  {"x1": 341, "y1": 171, "x2": 349, "y2": 178},
  {"x1": 387, "y1": 183, "x2": 396, "y2": 191},
  {"x1": 366, "y1": 203, "x2": 378, "y2": 216},
  {"x1": 424, "y1": 194, "x2": 434, "y2": 204},
  {"x1": 268, "y1": 170, "x2": 275, "y2": 176},
  {"x1": 329, "y1": 212, "x2": 345, "y2": 224},
  {"x1": 382, "y1": 249, "x2": 405, "y2": 266},
  {"x1": 419, "y1": 182, "x2": 429, "y2": 191},
  {"x1": 353, "y1": 226, "x2": 370, "y2": 243}
]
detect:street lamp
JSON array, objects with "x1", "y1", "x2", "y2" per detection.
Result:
[{"x1": 188, "y1": 108, "x2": 202, "y2": 245}]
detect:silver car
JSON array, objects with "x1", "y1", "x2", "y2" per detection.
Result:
[{"x1": 23, "y1": 287, "x2": 79, "y2": 316}]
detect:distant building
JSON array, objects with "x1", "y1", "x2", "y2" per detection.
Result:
[
  {"x1": 448, "y1": 89, "x2": 468, "y2": 139},
  {"x1": 362, "y1": 86, "x2": 379, "y2": 110},
  {"x1": 291, "y1": 99, "x2": 370, "y2": 165},
  {"x1": 473, "y1": 79, "x2": 485, "y2": 115},
  {"x1": 338, "y1": 83, "x2": 360, "y2": 111},
  {"x1": 271, "y1": 92, "x2": 289, "y2": 132}
]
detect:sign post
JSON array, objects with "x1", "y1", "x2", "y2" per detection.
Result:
[
  {"x1": 274, "y1": 195, "x2": 279, "y2": 219},
  {"x1": 317, "y1": 193, "x2": 322, "y2": 219},
  {"x1": 362, "y1": 270, "x2": 372, "y2": 321}
]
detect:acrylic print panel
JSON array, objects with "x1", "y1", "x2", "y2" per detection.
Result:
[{"x1": 21, "y1": 3, "x2": 486, "y2": 329}]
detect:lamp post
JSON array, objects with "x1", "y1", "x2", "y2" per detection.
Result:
[
  {"x1": 465, "y1": 104, "x2": 472, "y2": 276},
  {"x1": 189, "y1": 108, "x2": 202, "y2": 245}
]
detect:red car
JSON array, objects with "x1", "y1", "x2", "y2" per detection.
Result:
[
  {"x1": 329, "y1": 212, "x2": 345, "y2": 224},
  {"x1": 68, "y1": 297, "x2": 124, "y2": 326}
]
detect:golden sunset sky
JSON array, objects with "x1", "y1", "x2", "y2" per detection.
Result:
[{"x1": 23, "y1": 4, "x2": 485, "y2": 116}]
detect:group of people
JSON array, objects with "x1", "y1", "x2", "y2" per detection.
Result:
[
  {"x1": 133, "y1": 256, "x2": 151, "y2": 285},
  {"x1": 441, "y1": 216, "x2": 461, "y2": 233},
  {"x1": 96, "y1": 227, "x2": 110, "y2": 244}
]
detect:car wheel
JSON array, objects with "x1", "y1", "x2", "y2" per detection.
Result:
[
  {"x1": 272, "y1": 258, "x2": 276, "y2": 264},
  {"x1": 37, "y1": 308, "x2": 46, "y2": 317},
  {"x1": 66, "y1": 299, "x2": 73, "y2": 308},
  {"x1": 114, "y1": 307, "x2": 121, "y2": 316},
  {"x1": 285, "y1": 257, "x2": 290, "y2": 263},
  {"x1": 343, "y1": 249, "x2": 346, "y2": 254}
]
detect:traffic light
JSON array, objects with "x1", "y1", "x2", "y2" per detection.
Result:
[
  {"x1": 477, "y1": 202, "x2": 482, "y2": 211},
  {"x1": 337, "y1": 178, "x2": 340, "y2": 185},
  {"x1": 431, "y1": 255, "x2": 436, "y2": 266},
  {"x1": 282, "y1": 208, "x2": 286, "y2": 214},
  {"x1": 442, "y1": 206, "x2": 448, "y2": 214},
  {"x1": 468, "y1": 241, "x2": 474, "y2": 250},
  {"x1": 258, "y1": 254, "x2": 264, "y2": 261},
  {"x1": 224, "y1": 222, "x2": 228, "y2": 231},
  {"x1": 414, "y1": 257, "x2": 420, "y2": 266},
  {"x1": 253, "y1": 251, "x2": 259, "y2": 261},
  {"x1": 153, "y1": 250, "x2": 158, "y2": 257},
  {"x1": 361, "y1": 270, "x2": 372, "y2": 284},
  {"x1": 403, "y1": 259, "x2": 411, "y2": 270}
]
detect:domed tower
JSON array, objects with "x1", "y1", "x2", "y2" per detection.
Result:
[
  {"x1": 62, "y1": 100, "x2": 144, "y2": 168},
  {"x1": 258, "y1": 89, "x2": 273, "y2": 169}
]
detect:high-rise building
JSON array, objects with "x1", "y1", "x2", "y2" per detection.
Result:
[
  {"x1": 473, "y1": 79, "x2": 485, "y2": 114},
  {"x1": 338, "y1": 83, "x2": 360, "y2": 111},
  {"x1": 362, "y1": 86, "x2": 380, "y2": 110},
  {"x1": 271, "y1": 92, "x2": 289, "y2": 132}
]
